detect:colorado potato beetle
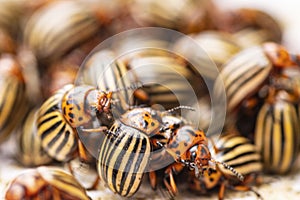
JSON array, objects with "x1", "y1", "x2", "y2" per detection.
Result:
[
  {"x1": 82, "y1": 106, "x2": 212, "y2": 197},
  {"x1": 125, "y1": 53, "x2": 205, "y2": 108},
  {"x1": 81, "y1": 50, "x2": 143, "y2": 115},
  {"x1": 150, "y1": 117, "x2": 246, "y2": 198},
  {"x1": 23, "y1": 1, "x2": 101, "y2": 64},
  {"x1": 37, "y1": 84, "x2": 114, "y2": 162},
  {"x1": 5, "y1": 166, "x2": 91, "y2": 200},
  {"x1": 92, "y1": 107, "x2": 164, "y2": 197},
  {"x1": 0, "y1": 54, "x2": 28, "y2": 143},
  {"x1": 214, "y1": 45, "x2": 272, "y2": 113},
  {"x1": 82, "y1": 48, "x2": 204, "y2": 110},
  {"x1": 16, "y1": 108, "x2": 53, "y2": 167},
  {"x1": 129, "y1": 0, "x2": 215, "y2": 34},
  {"x1": 254, "y1": 90, "x2": 300, "y2": 174},
  {"x1": 222, "y1": 8, "x2": 282, "y2": 44},
  {"x1": 189, "y1": 134, "x2": 262, "y2": 200},
  {"x1": 173, "y1": 30, "x2": 242, "y2": 79},
  {"x1": 215, "y1": 42, "x2": 299, "y2": 114}
]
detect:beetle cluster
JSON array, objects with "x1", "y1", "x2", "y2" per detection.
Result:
[
  {"x1": 217, "y1": 42, "x2": 300, "y2": 175},
  {"x1": 1, "y1": 0, "x2": 299, "y2": 200}
]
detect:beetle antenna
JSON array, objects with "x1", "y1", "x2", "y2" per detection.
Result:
[
  {"x1": 210, "y1": 159, "x2": 245, "y2": 182},
  {"x1": 164, "y1": 105, "x2": 195, "y2": 114},
  {"x1": 105, "y1": 82, "x2": 143, "y2": 93},
  {"x1": 81, "y1": 127, "x2": 119, "y2": 137}
]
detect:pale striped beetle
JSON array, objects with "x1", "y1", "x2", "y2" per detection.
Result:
[
  {"x1": 81, "y1": 50, "x2": 147, "y2": 116},
  {"x1": 189, "y1": 134, "x2": 262, "y2": 200},
  {"x1": 254, "y1": 73, "x2": 300, "y2": 174},
  {"x1": 37, "y1": 84, "x2": 114, "y2": 162},
  {"x1": 23, "y1": 1, "x2": 102, "y2": 64},
  {"x1": 36, "y1": 81, "x2": 141, "y2": 162},
  {"x1": 16, "y1": 107, "x2": 53, "y2": 167},
  {"x1": 173, "y1": 30, "x2": 242, "y2": 80},
  {"x1": 82, "y1": 44, "x2": 206, "y2": 111},
  {"x1": 5, "y1": 166, "x2": 91, "y2": 200},
  {"x1": 0, "y1": 54, "x2": 28, "y2": 143},
  {"x1": 224, "y1": 8, "x2": 282, "y2": 45},
  {"x1": 255, "y1": 93, "x2": 300, "y2": 174},
  {"x1": 214, "y1": 44, "x2": 272, "y2": 113}
]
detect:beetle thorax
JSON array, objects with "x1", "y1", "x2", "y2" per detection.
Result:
[
  {"x1": 120, "y1": 108, "x2": 162, "y2": 135},
  {"x1": 61, "y1": 86, "x2": 95, "y2": 127}
]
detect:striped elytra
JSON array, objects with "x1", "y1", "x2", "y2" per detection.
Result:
[
  {"x1": 96, "y1": 107, "x2": 166, "y2": 197},
  {"x1": 215, "y1": 46, "x2": 272, "y2": 112},
  {"x1": 5, "y1": 167, "x2": 90, "y2": 200},
  {"x1": 37, "y1": 83, "x2": 115, "y2": 162},
  {"x1": 16, "y1": 108, "x2": 53, "y2": 167},
  {"x1": 254, "y1": 96, "x2": 300, "y2": 174},
  {"x1": 0, "y1": 1, "x2": 22, "y2": 37},
  {"x1": 24, "y1": 1, "x2": 101, "y2": 63},
  {"x1": 82, "y1": 48, "x2": 204, "y2": 110},
  {"x1": 0, "y1": 55, "x2": 28, "y2": 143},
  {"x1": 173, "y1": 31, "x2": 242, "y2": 80},
  {"x1": 212, "y1": 134, "x2": 262, "y2": 177},
  {"x1": 129, "y1": 0, "x2": 215, "y2": 34},
  {"x1": 126, "y1": 54, "x2": 203, "y2": 109},
  {"x1": 37, "y1": 84, "x2": 78, "y2": 161},
  {"x1": 98, "y1": 121, "x2": 151, "y2": 197}
]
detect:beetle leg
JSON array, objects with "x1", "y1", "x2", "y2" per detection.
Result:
[
  {"x1": 218, "y1": 181, "x2": 226, "y2": 200},
  {"x1": 163, "y1": 166, "x2": 178, "y2": 197},
  {"x1": 228, "y1": 185, "x2": 262, "y2": 199},
  {"x1": 81, "y1": 126, "x2": 108, "y2": 133},
  {"x1": 78, "y1": 139, "x2": 89, "y2": 162},
  {"x1": 163, "y1": 162, "x2": 186, "y2": 197},
  {"x1": 149, "y1": 171, "x2": 157, "y2": 190}
]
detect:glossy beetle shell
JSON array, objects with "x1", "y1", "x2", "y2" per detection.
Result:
[
  {"x1": 98, "y1": 120, "x2": 151, "y2": 197},
  {"x1": 16, "y1": 108, "x2": 53, "y2": 167},
  {"x1": 213, "y1": 134, "x2": 262, "y2": 176},
  {"x1": 5, "y1": 167, "x2": 90, "y2": 200},
  {"x1": 174, "y1": 31, "x2": 242, "y2": 79},
  {"x1": 0, "y1": 55, "x2": 28, "y2": 143},
  {"x1": 82, "y1": 50, "x2": 136, "y2": 115},
  {"x1": 82, "y1": 48, "x2": 204, "y2": 110},
  {"x1": 214, "y1": 45, "x2": 272, "y2": 112},
  {"x1": 24, "y1": 1, "x2": 101, "y2": 63},
  {"x1": 130, "y1": 0, "x2": 215, "y2": 34},
  {"x1": 37, "y1": 84, "x2": 77, "y2": 161},
  {"x1": 223, "y1": 8, "x2": 282, "y2": 44},
  {"x1": 255, "y1": 94, "x2": 300, "y2": 174}
]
